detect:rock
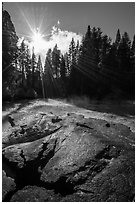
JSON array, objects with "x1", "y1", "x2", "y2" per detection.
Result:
[
  {"x1": 52, "y1": 116, "x2": 62, "y2": 123},
  {"x1": 74, "y1": 152, "x2": 135, "y2": 202},
  {"x1": 8, "y1": 115, "x2": 15, "y2": 127},
  {"x1": 2, "y1": 134, "x2": 59, "y2": 191},
  {"x1": 3, "y1": 113, "x2": 62, "y2": 148},
  {"x1": 60, "y1": 193, "x2": 96, "y2": 202},
  {"x1": 2, "y1": 103, "x2": 135, "y2": 202},
  {"x1": 40, "y1": 126, "x2": 106, "y2": 184},
  {"x1": 3, "y1": 136, "x2": 57, "y2": 170},
  {"x1": 106, "y1": 122, "x2": 110, "y2": 127},
  {"x1": 10, "y1": 186, "x2": 61, "y2": 202},
  {"x1": 2, "y1": 170, "x2": 16, "y2": 201},
  {"x1": 75, "y1": 118, "x2": 134, "y2": 149}
]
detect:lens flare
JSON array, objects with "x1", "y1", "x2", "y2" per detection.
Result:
[{"x1": 31, "y1": 29, "x2": 45, "y2": 53}]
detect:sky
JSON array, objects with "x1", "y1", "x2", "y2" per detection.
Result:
[{"x1": 3, "y1": 2, "x2": 135, "y2": 61}]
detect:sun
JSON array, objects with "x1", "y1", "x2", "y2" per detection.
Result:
[
  {"x1": 31, "y1": 29, "x2": 45, "y2": 53},
  {"x1": 32, "y1": 32, "x2": 42, "y2": 42}
]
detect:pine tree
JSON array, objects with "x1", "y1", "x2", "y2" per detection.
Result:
[
  {"x1": 37, "y1": 55, "x2": 42, "y2": 81},
  {"x1": 68, "y1": 38, "x2": 76, "y2": 68},
  {"x1": 31, "y1": 47, "x2": 37, "y2": 89},
  {"x1": 80, "y1": 26, "x2": 103, "y2": 67},
  {"x1": 52, "y1": 44, "x2": 61, "y2": 78},
  {"x1": 115, "y1": 29, "x2": 121, "y2": 46},
  {"x1": 2, "y1": 8, "x2": 18, "y2": 98},
  {"x1": 80, "y1": 25, "x2": 91, "y2": 57},
  {"x1": 19, "y1": 40, "x2": 26, "y2": 86},
  {"x1": 68, "y1": 38, "x2": 82, "y2": 95},
  {"x1": 91, "y1": 27, "x2": 102, "y2": 64},
  {"x1": 106, "y1": 43, "x2": 118, "y2": 70},
  {"x1": 130, "y1": 35, "x2": 135, "y2": 97},
  {"x1": 77, "y1": 26, "x2": 103, "y2": 96},
  {"x1": 99, "y1": 35, "x2": 111, "y2": 68},
  {"x1": 25, "y1": 45, "x2": 32, "y2": 88},
  {"x1": 131, "y1": 35, "x2": 135, "y2": 55},
  {"x1": 117, "y1": 32, "x2": 131, "y2": 72},
  {"x1": 44, "y1": 49, "x2": 53, "y2": 98},
  {"x1": 35, "y1": 55, "x2": 43, "y2": 96},
  {"x1": 60, "y1": 55, "x2": 66, "y2": 82},
  {"x1": 64, "y1": 52, "x2": 70, "y2": 77},
  {"x1": 75, "y1": 40, "x2": 80, "y2": 64},
  {"x1": 2, "y1": 9, "x2": 18, "y2": 73},
  {"x1": 130, "y1": 35, "x2": 135, "y2": 72}
]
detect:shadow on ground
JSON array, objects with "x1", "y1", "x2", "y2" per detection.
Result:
[{"x1": 68, "y1": 99, "x2": 135, "y2": 117}]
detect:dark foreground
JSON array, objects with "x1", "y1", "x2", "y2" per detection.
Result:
[{"x1": 2, "y1": 99, "x2": 135, "y2": 202}]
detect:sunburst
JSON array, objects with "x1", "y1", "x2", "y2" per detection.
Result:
[{"x1": 31, "y1": 28, "x2": 45, "y2": 53}]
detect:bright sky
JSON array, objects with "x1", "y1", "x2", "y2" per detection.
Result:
[{"x1": 3, "y1": 2, "x2": 135, "y2": 61}]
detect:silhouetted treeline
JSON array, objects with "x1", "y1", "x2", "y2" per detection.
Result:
[
  {"x1": 67, "y1": 26, "x2": 135, "y2": 99},
  {"x1": 2, "y1": 8, "x2": 135, "y2": 101}
]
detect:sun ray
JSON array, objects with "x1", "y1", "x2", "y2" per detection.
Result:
[
  {"x1": 31, "y1": 29, "x2": 46, "y2": 53},
  {"x1": 18, "y1": 33, "x2": 32, "y2": 39},
  {"x1": 17, "y1": 3, "x2": 34, "y2": 34},
  {"x1": 38, "y1": 10, "x2": 46, "y2": 31},
  {"x1": 20, "y1": 9, "x2": 34, "y2": 33}
]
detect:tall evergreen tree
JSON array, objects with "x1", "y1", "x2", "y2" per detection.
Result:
[
  {"x1": 68, "y1": 37, "x2": 77, "y2": 94},
  {"x1": 81, "y1": 25, "x2": 91, "y2": 57},
  {"x1": 130, "y1": 35, "x2": 135, "y2": 97},
  {"x1": 2, "y1": 8, "x2": 18, "y2": 97},
  {"x1": 115, "y1": 29, "x2": 121, "y2": 46},
  {"x1": 37, "y1": 55, "x2": 42, "y2": 81},
  {"x1": 44, "y1": 49, "x2": 53, "y2": 98},
  {"x1": 131, "y1": 35, "x2": 135, "y2": 55},
  {"x1": 68, "y1": 38, "x2": 76, "y2": 68},
  {"x1": 31, "y1": 47, "x2": 37, "y2": 89},
  {"x1": 75, "y1": 40, "x2": 80, "y2": 64},
  {"x1": 25, "y1": 45, "x2": 32, "y2": 88},
  {"x1": 130, "y1": 35, "x2": 135, "y2": 72},
  {"x1": 99, "y1": 35, "x2": 111, "y2": 68},
  {"x1": 19, "y1": 40, "x2": 26, "y2": 86},
  {"x1": 64, "y1": 52, "x2": 70, "y2": 77},
  {"x1": 117, "y1": 32, "x2": 131, "y2": 72},
  {"x1": 60, "y1": 55, "x2": 66, "y2": 82},
  {"x1": 35, "y1": 55, "x2": 43, "y2": 96},
  {"x1": 52, "y1": 44, "x2": 61, "y2": 78},
  {"x1": 68, "y1": 38, "x2": 78, "y2": 94}
]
